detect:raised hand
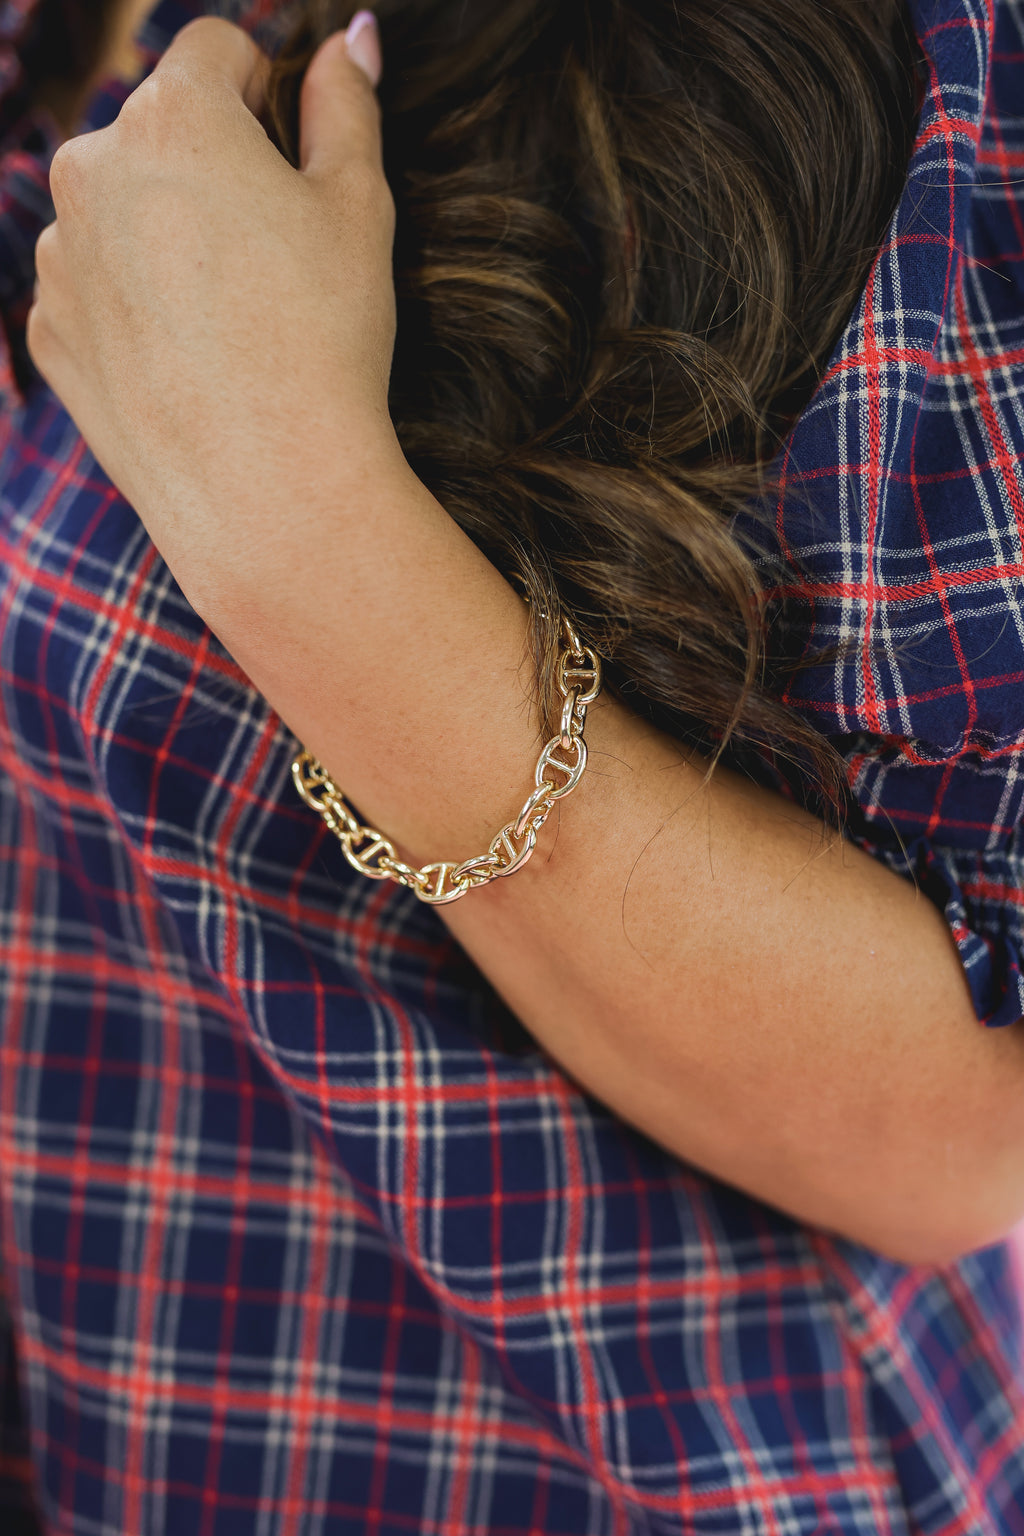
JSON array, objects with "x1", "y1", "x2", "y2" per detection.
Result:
[{"x1": 28, "y1": 12, "x2": 399, "y2": 624}]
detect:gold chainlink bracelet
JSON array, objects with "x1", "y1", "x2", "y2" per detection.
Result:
[{"x1": 291, "y1": 614, "x2": 602, "y2": 906}]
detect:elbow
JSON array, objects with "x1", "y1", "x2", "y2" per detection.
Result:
[
  {"x1": 853, "y1": 1216, "x2": 1019, "y2": 1269},
  {"x1": 817, "y1": 1027, "x2": 1024, "y2": 1268},
  {"x1": 827, "y1": 1139, "x2": 1024, "y2": 1268}
]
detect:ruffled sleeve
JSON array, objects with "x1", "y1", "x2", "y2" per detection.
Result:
[
  {"x1": 921, "y1": 840, "x2": 1024, "y2": 1029},
  {"x1": 760, "y1": 0, "x2": 1024, "y2": 1029},
  {"x1": 844, "y1": 811, "x2": 1024, "y2": 1031}
]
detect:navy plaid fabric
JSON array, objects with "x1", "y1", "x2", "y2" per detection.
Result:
[{"x1": 1, "y1": 0, "x2": 1024, "y2": 1531}]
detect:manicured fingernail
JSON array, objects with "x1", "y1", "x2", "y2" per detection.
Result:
[{"x1": 345, "y1": 10, "x2": 382, "y2": 86}]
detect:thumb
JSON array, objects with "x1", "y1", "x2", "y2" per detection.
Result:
[{"x1": 300, "y1": 12, "x2": 384, "y2": 178}]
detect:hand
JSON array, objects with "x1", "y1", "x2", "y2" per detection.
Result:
[{"x1": 27, "y1": 13, "x2": 401, "y2": 622}]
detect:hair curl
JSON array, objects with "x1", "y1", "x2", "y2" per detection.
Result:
[{"x1": 266, "y1": 0, "x2": 921, "y2": 810}]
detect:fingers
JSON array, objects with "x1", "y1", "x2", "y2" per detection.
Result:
[
  {"x1": 299, "y1": 15, "x2": 384, "y2": 180},
  {"x1": 150, "y1": 16, "x2": 271, "y2": 117},
  {"x1": 27, "y1": 223, "x2": 78, "y2": 402}
]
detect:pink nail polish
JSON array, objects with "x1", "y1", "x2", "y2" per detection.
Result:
[{"x1": 345, "y1": 10, "x2": 382, "y2": 87}]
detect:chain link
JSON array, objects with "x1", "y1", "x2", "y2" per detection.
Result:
[{"x1": 291, "y1": 615, "x2": 602, "y2": 905}]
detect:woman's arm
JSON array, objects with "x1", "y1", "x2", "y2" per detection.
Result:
[
  {"x1": 29, "y1": 17, "x2": 1024, "y2": 1266},
  {"x1": 223, "y1": 451, "x2": 1024, "y2": 1269}
]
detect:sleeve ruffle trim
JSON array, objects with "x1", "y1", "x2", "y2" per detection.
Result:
[{"x1": 851, "y1": 832, "x2": 1024, "y2": 1030}]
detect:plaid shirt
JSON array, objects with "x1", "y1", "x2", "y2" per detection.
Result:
[{"x1": 1, "y1": 0, "x2": 1024, "y2": 1531}]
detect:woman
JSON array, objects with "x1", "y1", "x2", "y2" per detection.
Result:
[{"x1": 1, "y1": 0, "x2": 1024, "y2": 1530}]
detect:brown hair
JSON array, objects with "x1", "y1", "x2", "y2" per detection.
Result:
[
  {"x1": 5, "y1": 0, "x2": 113, "y2": 136},
  {"x1": 266, "y1": 0, "x2": 921, "y2": 808}
]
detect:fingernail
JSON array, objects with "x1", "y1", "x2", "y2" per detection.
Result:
[{"x1": 345, "y1": 10, "x2": 382, "y2": 86}]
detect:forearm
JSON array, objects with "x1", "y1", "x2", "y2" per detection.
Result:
[
  {"x1": 211, "y1": 454, "x2": 1024, "y2": 1266},
  {"x1": 31, "y1": 9, "x2": 1021, "y2": 1268}
]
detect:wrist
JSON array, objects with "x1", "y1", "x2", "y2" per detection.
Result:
[
  {"x1": 175, "y1": 420, "x2": 413, "y2": 637},
  {"x1": 293, "y1": 612, "x2": 605, "y2": 905},
  {"x1": 209, "y1": 465, "x2": 550, "y2": 854}
]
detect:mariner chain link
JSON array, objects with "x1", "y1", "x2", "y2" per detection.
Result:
[{"x1": 291, "y1": 614, "x2": 602, "y2": 905}]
